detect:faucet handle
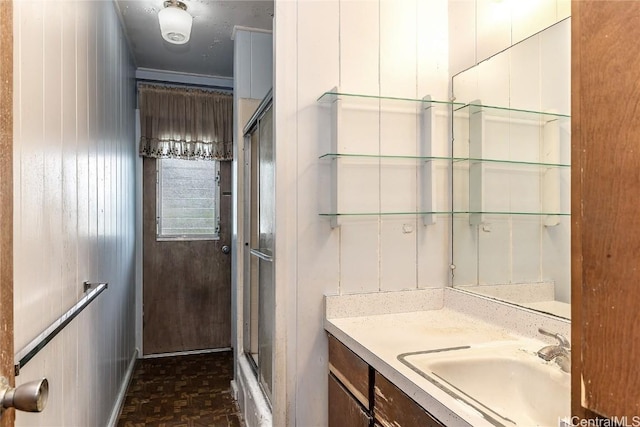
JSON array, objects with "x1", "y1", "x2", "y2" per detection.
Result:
[{"x1": 538, "y1": 328, "x2": 570, "y2": 348}]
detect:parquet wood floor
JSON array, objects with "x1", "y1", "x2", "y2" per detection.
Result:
[{"x1": 117, "y1": 351, "x2": 243, "y2": 427}]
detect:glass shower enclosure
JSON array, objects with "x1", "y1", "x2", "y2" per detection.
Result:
[{"x1": 242, "y1": 91, "x2": 274, "y2": 402}]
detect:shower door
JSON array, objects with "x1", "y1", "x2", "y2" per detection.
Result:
[{"x1": 242, "y1": 92, "x2": 274, "y2": 401}]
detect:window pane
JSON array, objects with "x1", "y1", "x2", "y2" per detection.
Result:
[{"x1": 158, "y1": 158, "x2": 219, "y2": 239}]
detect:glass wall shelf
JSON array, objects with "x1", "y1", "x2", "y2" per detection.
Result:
[
  {"x1": 319, "y1": 211, "x2": 454, "y2": 217},
  {"x1": 317, "y1": 90, "x2": 464, "y2": 108},
  {"x1": 317, "y1": 91, "x2": 571, "y2": 121},
  {"x1": 317, "y1": 88, "x2": 451, "y2": 227},
  {"x1": 319, "y1": 153, "x2": 453, "y2": 162},
  {"x1": 453, "y1": 102, "x2": 571, "y2": 122},
  {"x1": 319, "y1": 211, "x2": 571, "y2": 217},
  {"x1": 454, "y1": 157, "x2": 570, "y2": 168},
  {"x1": 315, "y1": 90, "x2": 573, "y2": 226}
]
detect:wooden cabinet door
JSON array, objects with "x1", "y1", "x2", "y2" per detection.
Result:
[
  {"x1": 572, "y1": 0, "x2": 640, "y2": 418},
  {"x1": 328, "y1": 373, "x2": 371, "y2": 427},
  {"x1": 374, "y1": 372, "x2": 443, "y2": 427},
  {"x1": 328, "y1": 334, "x2": 370, "y2": 409}
]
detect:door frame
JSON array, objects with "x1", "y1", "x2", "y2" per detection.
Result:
[
  {"x1": 0, "y1": 1, "x2": 14, "y2": 426},
  {"x1": 571, "y1": 0, "x2": 640, "y2": 419}
]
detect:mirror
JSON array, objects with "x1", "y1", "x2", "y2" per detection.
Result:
[{"x1": 451, "y1": 18, "x2": 571, "y2": 319}]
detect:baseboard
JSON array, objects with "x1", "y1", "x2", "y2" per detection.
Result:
[
  {"x1": 142, "y1": 347, "x2": 232, "y2": 359},
  {"x1": 230, "y1": 379, "x2": 239, "y2": 400},
  {"x1": 107, "y1": 348, "x2": 139, "y2": 427}
]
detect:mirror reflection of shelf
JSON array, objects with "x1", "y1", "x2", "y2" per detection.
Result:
[
  {"x1": 453, "y1": 157, "x2": 569, "y2": 168},
  {"x1": 320, "y1": 153, "x2": 570, "y2": 169},
  {"x1": 449, "y1": 19, "x2": 572, "y2": 318},
  {"x1": 453, "y1": 102, "x2": 571, "y2": 122},
  {"x1": 319, "y1": 211, "x2": 571, "y2": 217},
  {"x1": 456, "y1": 100, "x2": 571, "y2": 227}
]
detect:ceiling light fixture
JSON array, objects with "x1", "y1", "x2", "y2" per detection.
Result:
[{"x1": 158, "y1": 0, "x2": 192, "y2": 45}]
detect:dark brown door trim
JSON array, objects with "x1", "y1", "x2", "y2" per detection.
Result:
[
  {"x1": 0, "y1": 1, "x2": 14, "y2": 426},
  {"x1": 572, "y1": 0, "x2": 640, "y2": 418}
]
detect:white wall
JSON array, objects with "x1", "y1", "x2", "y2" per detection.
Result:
[
  {"x1": 12, "y1": 1, "x2": 137, "y2": 426},
  {"x1": 272, "y1": 1, "x2": 449, "y2": 425},
  {"x1": 449, "y1": 0, "x2": 571, "y2": 76},
  {"x1": 233, "y1": 28, "x2": 273, "y2": 100}
]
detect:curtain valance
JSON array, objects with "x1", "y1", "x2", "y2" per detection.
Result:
[{"x1": 138, "y1": 84, "x2": 233, "y2": 161}]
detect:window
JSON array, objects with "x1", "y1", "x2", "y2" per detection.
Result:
[{"x1": 157, "y1": 158, "x2": 220, "y2": 240}]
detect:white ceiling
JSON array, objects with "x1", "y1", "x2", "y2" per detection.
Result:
[{"x1": 115, "y1": 0, "x2": 273, "y2": 78}]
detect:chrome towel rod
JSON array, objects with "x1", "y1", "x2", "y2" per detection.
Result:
[
  {"x1": 249, "y1": 248, "x2": 273, "y2": 262},
  {"x1": 14, "y1": 283, "x2": 108, "y2": 376}
]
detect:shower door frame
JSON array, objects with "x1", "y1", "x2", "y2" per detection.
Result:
[{"x1": 242, "y1": 90, "x2": 275, "y2": 404}]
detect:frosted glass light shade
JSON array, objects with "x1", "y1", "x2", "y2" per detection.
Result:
[{"x1": 158, "y1": 4, "x2": 192, "y2": 45}]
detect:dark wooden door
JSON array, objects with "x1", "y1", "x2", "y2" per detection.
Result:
[
  {"x1": 142, "y1": 158, "x2": 232, "y2": 355},
  {"x1": 0, "y1": 2, "x2": 14, "y2": 426},
  {"x1": 572, "y1": 0, "x2": 640, "y2": 418}
]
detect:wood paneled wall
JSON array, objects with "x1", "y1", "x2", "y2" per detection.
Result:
[
  {"x1": 12, "y1": 1, "x2": 137, "y2": 425},
  {"x1": 143, "y1": 158, "x2": 232, "y2": 355},
  {"x1": 271, "y1": 1, "x2": 451, "y2": 424}
]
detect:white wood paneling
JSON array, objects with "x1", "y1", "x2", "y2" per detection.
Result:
[
  {"x1": 448, "y1": 0, "x2": 476, "y2": 78},
  {"x1": 294, "y1": 5, "x2": 340, "y2": 424},
  {"x1": 234, "y1": 31, "x2": 252, "y2": 99},
  {"x1": 250, "y1": 32, "x2": 273, "y2": 100},
  {"x1": 337, "y1": 0, "x2": 381, "y2": 294},
  {"x1": 380, "y1": 0, "x2": 416, "y2": 98},
  {"x1": 60, "y1": 2, "x2": 80, "y2": 426},
  {"x1": 511, "y1": 0, "x2": 557, "y2": 43},
  {"x1": 340, "y1": 0, "x2": 379, "y2": 94},
  {"x1": 449, "y1": 0, "x2": 570, "y2": 76},
  {"x1": 510, "y1": 35, "x2": 541, "y2": 111},
  {"x1": 234, "y1": 29, "x2": 273, "y2": 100},
  {"x1": 477, "y1": 53, "x2": 510, "y2": 107},
  {"x1": 269, "y1": 0, "x2": 449, "y2": 426},
  {"x1": 13, "y1": 1, "x2": 136, "y2": 426},
  {"x1": 540, "y1": 18, "x2": 570, "y2": 115},
  {"x1": 476, "y1": 0, "x2": 512, "y2": 63},
  {"x1": 557, "y1": 0, "x2": 570, "y2": 20},
  {"x1": 417, "y1": 0, "x2": 451, "y2": 290}
]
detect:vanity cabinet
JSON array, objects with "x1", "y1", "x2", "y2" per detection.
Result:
[{"x1": 328, "y1": 334, "x2": 443, "y2": 427}]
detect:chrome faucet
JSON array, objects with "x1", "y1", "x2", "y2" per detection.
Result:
[{"x1": 537, "y1": 328, "x2": 571, "y2": 373}]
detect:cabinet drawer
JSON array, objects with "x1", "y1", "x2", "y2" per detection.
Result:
[
  {"x1": 328, "y1": 373, "x2": 372, "y2": 427},
  {"x1": 374, "y1": 371, "x2": 444, "y2": 427},
  {"x1": 328, "y1": 334, "x2": 370, "y2": 409}
]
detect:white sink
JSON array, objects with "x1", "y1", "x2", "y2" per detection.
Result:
[{"x1": 398, "y1": 341, "x2": 570, "y2": 426}]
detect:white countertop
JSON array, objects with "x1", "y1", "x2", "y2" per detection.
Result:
[{"x1": 324, "y1": 288, "x2": 571, "y2": 427}]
